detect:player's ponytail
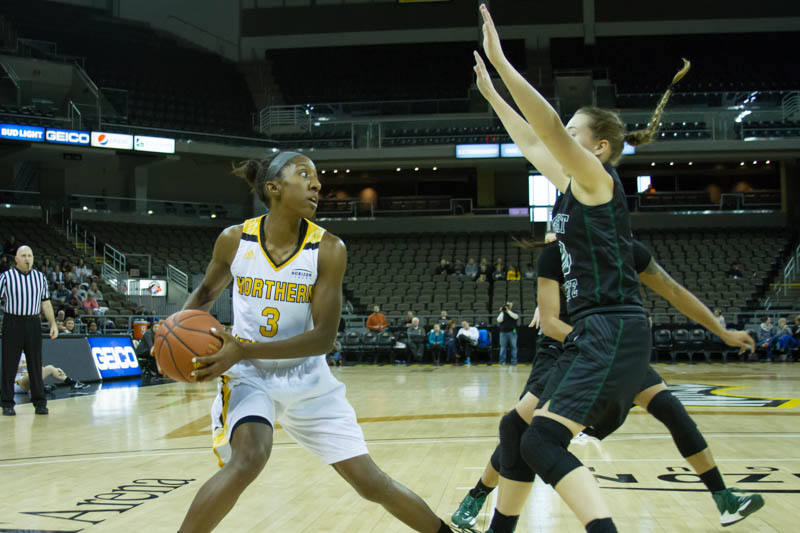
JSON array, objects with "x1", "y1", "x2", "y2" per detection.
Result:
[
  {"x1": 232, "y1": 159, "x2": 267, "y2": 204},
  {"x1": 625, "y1": 58, "x2": 691, "y2": 148}
]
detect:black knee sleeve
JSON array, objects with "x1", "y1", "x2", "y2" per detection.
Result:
[
  {"x1": 499, "y1": 410, "x2": 536, "y2": 482},
  {"x1": 648, "y1": 390, "x2": 707, "y2": 457},
  {"x1": 520, "y1": 417, "x2": 582, "y2": 487},
  {"x1": 490, "y1": 443, "x2": 501, "y2": 473}
]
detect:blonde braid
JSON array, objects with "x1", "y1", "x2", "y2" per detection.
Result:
[{"x1": 626, "y1": 58, "x2": 691, "y2": 147}]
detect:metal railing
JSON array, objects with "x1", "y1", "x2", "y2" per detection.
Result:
[
  {"x1": 69, "y1": 193, "x2": 245, "y2": 220},
  {"x1": 102, "y1": 244, "x2": 126, "y2": 290},
  {"x1": 167, "y1": 264, "x2": 189, "y2": 294},
  {"x1": 782, "y1": 91, "x2": 800, "y2": 121},
  {"x1": 65, "y1": 218, "x2": 98, "y2": 259}
]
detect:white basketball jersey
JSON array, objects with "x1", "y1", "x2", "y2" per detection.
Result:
[{"x1": 229, "y1": 215, "x2": 326, "y2": 370}]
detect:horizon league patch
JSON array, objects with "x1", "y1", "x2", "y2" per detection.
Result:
[
  {"x1": 592, "y1": 465, "x2": 800, "y2": 494},
  {"x1": 12, "y1": 478, "x2": 195, "y2": 531},
  {"x1": 667, "y1": 383, "x2": 794, "y2": 408}
]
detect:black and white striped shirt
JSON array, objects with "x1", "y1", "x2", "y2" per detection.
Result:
[{"x1": 0, "y1": 267, "x2": 50, "y2": 316}]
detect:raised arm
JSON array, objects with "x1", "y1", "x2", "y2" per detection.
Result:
[
  {"x1": 638, "y1": 258, "x2": 754, "y2": 353},
  {"x1": 478, "y1": 4, "x2": 612, "y2": 200},
  {"x1": 183, "y1": 225, "x2": 239, "y2": 312},
  {"x1": 194, "y1": 232, "x2": 345, "y2": 381},
  {"x1": 473, "y1": 51, "x2": 569, "y2": 193}
]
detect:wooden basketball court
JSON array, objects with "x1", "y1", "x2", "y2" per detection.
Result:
[{"x1": 2, "y1": 362, "x2": 797, "y2": 532}]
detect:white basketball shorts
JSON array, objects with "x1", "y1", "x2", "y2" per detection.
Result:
[{"x1": 211, "y1": 355, "x2": 368, "y2": 467}]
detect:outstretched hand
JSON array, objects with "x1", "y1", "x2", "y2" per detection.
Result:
[
  {"x1": 528, "y1": 307, "x2": 540, "y2": 329},
  {"x1": 192, "y1": 327, "x2": 242, "y2": 382},
  {"x1": 479, "y1": 4, "x2": 506, "y2": 67},
  {"x1": 473, "y1": 51, "x2": 497, "y2": 100},
  {"x1": 720, "y1": 329, "x2": 755, "y2": 355}
]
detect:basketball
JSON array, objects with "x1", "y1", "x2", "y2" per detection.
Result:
[{"x1": 154, "y1": 310, "x2": 223, "y2": 382}]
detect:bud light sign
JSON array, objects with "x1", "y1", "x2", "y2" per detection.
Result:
[
  {"x1": 0, "y1": 124, "x2": 44, "y2": 142},
  {"x1": 45, "y1": 128, "x2": 91, "y2": 146},
  {"x1": 87, "y1": 337, "x2": 141, "y2": 378}
]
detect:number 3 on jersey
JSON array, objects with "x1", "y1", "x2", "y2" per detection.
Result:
[{"x1": 259, "y1": 307, "x2": 280, "y2": 337}]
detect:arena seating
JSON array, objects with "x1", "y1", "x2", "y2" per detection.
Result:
[{"x1": 0, "y1": 1, "x2": 255, "y2": 136}]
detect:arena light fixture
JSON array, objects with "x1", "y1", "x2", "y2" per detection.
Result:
[
  {"x1": 688, "y1": 161, "x2": 693, "y2": 166},
  {"x1": 669, "y1": 162, "x2": 674, "y2": 166},
  {"x1": 432, "y1": 166, "x2": 438, "y2": 171},
  {"x1": 414, "y1": 167, "x2": 419, "y2": 171},
  {"x1": 650, "y1": 162, "x2": 656, "y2": 166},
  {"x1": 753, "y1": 160, "x2": 758, "y2": 164},
  {"x1": 333, "y1": 169, "x2": 338, "y2": 174},
  {"x1": 147, "y1": 209, "x2": 153, "y2": 215},
  {"x1": 740, "y1": 162, "x2": 745, "y2": 166},
  {"x1": 210, "y1": 213, "x2": 217, "y2": 219},
  {"x1": 396, "y1": 167, "x2": 401, "y2": 172},
  {"x1": 345, "y1": 169, "x2": 350, "y2": 173},
  {"x1": 321, "y1": 170, "x2": 326, "y2": 174},
  {"x1": 766, "y1": 160, "x2": 771, "y2": 164}
]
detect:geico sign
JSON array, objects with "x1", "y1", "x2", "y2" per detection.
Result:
[
  {"x1": 92, "y1": 346, "x2": 139, "y2": 370},
  {"x1": 46, "y1": 130, "x2": 90, "y2": 144}
]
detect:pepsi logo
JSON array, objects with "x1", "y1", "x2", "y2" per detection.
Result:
[{"x1": 98, "y1": 134, "x2": 108, "y2": 145}]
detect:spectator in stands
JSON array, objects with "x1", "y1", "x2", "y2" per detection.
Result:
[
  {"x1": 726, "y1": 263, "x2": 744, "y2": 279},
  {"x1": 68, "y1": 287, "x2": 83, "y2": 306},
  {"x1": 64, "y1": 270, "x2": 77, "y2": 290},
  {"x1": 523, "y1": 263, "x2": 536, "y2": 280},
  {"x1": 406, "y1": 317, "x2": 427, "y2": 363},
  {"x1": 456, "y1": 320, "x2": 479, "y2": 365},
  {"x1": 492, "y1": 264, "x2": 506, "y2": 281},
  {"x1": 41, "y1": 258, "x2": 54, "y2": 280},
  {"x1": 476, "y1": 264, "x2": 490, "y2": 283},
  {"x1": 465, "y1": 257, "x2": 478, "y2": 279},
  {"x1": 63, "y1": 317, "x2": 77, "y2": 335},
  {"x1": 495, "y1": 257, "x2": 504, "y2": 271},
  {"x1": 479, "y1": 257, "x2": 489, "y2": 269},
  {"x1": 506, "y1": 264, "x2": 521, "y2": 281},
  {"x1": 444, "y1": 319, "x2": 458, "y2": 363},
  {"x1": 453, "y1": 258, "x2": 466, "y2": 278},
  {"x1": 643, "y1": 183, "x2": 657, "y2": 195},
  {"x1": 404, "y1": 311, "x2": 415, "y2": 328},
  {"x1": 434, "y1": 258, "x2": 453, "y2": 275},
  {"x1": 366, "y1": 305, "x2": 387, "y2": 333},
  {"x1": 49, "y1": 266, "x2": 65, "y2": 286},
  {"x1": 55, "y1": 310, "x2": 66, "y2": 332},
  {"x1": 88, "y1": 282, "x2": 104, "y2": 302},
  {"x1": 767, "y1": 317, "x2": 796, "y2": 362},
  {"x1": 753, "y1": 316, "x2": 774, "y2": 360},
  {"x1": 328, "y1": 339, "x2": 343, "y2": 367},
  {"x1": 3, "y1": 234, "x2": 18, "y2": 257},
  {"x1": 82, "y1": 293, "x2": 99, "y2": 314},
  {"x1": 53, "y1": 282, "x2": 69, "y2": 305},
  {"x1": 73, "y1": 259, "x2": 91, "y2": 283},
  {"x1": 714, "y1": 308, "x2": 726, "y2": 328},
  {"x1": 77, "y1": 283, "x2": 90, "y2": 301},
  {"x1": 0, "y1": 255, "x2": 8, "y2": 273},
  {"x1": 439, "y1": 310, "x2": 449, "y2": 329},
  {"x1": 427, "y1": 323, "x2": 444, "y2": 365},
  {"x1": 87, "y1": 321, "x2": 99, "y2": 335},
  {"x1": 497, "y1": 301, "x2": 519, "y2": 365}
]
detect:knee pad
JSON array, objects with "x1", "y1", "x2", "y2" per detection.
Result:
[
  {"x1": 647, "y1": 390, "x2": 706, "y2": 457},
  {"x1": 499, "y1": 410, "x2": 536, "y2": 482},
  {"x1": 490, "y1": 443, "x2": 501, "y2": 473},
  {"x1": 520, "y1": 417, "x2": 582, "y2": 487}
]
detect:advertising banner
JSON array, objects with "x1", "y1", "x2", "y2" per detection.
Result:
[
  {"x1": 134, "y1": 135, "x2": 175, "y2": 154},
  {"x1": 87, "y1": 337, "x2": 141, "y2": 379},
  {"x1": 91, "y1": 131, "x2": 134, "y2": 150},
  {"x1": 0, "y1": 124, "x2": 45, "y2": 142},
  {"x1": 45, "y1": 128, "x2": 91, "y2": 146}
]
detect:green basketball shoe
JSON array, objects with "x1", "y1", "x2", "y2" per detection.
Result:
[
  {"x1": 713, "y1": 488, "x2": 765, "y2": 527},
  {"x1": 451, "y1": 491, "x2": 487, "y2": 528}
]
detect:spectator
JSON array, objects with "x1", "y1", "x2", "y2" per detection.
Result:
[
  {"x1": 643, "y1": 183, "x2": 657, "y2": 194},
  {"x1": 328, "y1": 339, "x2": 343, "y2": 367},
  {"x1": 453, "y1": 258, "x2": 465, "y2": 278},
  {"x1": 465, "y1": 257, "x2": 478, "y2": 279},
  {"x1": 714, "y1": 308, "x2": 726, "y2": 329},
  {"x1": 491, "y1": 264, "x2": 506, "y2": 281},
  {"x1": 444, "y1": 319, "x2": 458, "y2": 363},
  {"x1": 438, "y1": 310, "x2": 449, "y2": 330},
  {"x1": 506, "y1": 265, "x2": 521, "y2": 281},
  {"x1": 41, "y1": 258, "x2": 54, "y2": 279},
  {"x1": 476, "y1": 265, "x2": 490, "y2": 283},
  {"x1": 77, "y1": 283, "x2": 90, "y2": 301},
  {"x1": 366, "y1": 305, "x2": 387, "y2": 333},
  {"x1": 726, "y1": 263, "x2": 744, "y2": 279},
  {"x1": 87, "y1": 321, "x2": 99, "y2": 335},
  {"x1": 434, "y1": 258, "x2": 453, "y2": 276},
  {"x1": 89, "y1": 282, "x2": 104, "y2": 302},
  {"x1": 494, "y1": 257, "x2": 504, "y2": 273},
  {"x1": 63, "y1": 317, "x2": 77, "y2": 335},
  {"x1": 523, "y1": 263, "x2": 536, "y2": 280},
  {"x1": 68, "y1": 287, "x2": 83, "y2": 308},
  {"x1": 55, "y1": 309, "x2": 66, "y2": 332},
  {"x1": 406, "y1": 317, "x2": 427, "y2": 363},
  {"x1": 73, "y1": 259, "x2": 91, "y2": 283},
  {"x1": 82, "y1": 293, "x2": 99, "y2": 314},
  {"x1": 753, "y1": 316, "x2": 774, "y2": 360},
  {"x1": 63, "y1": 270, "x2": 77, "y2": 290},
  {"x1": 456, "y1": 320, "x2": 479, "y2": 365},
  {"x1": 0, "y1": 255, "x2": 8, "y2": 273},
  {"x1": 427, "y1": 323, "x2": 445, "y2": 365},
  {"x1": 403, "y1": 311, "x2": 415, "y2": 328},
  {"x1": 53, "y1": 282, "x2": 69, "y2": 305},
  {"x1": 135, "y1": 321, "x2": 162, "y2": 378},
  {"x1": 479, "y1": 257, "x2": 489, "y2": 269},
  {"x1": 497, "y1": 301, "x2": 519, "y2": 365},
  {"x1": 3, "y1": 234, "x2": 18, "y2": 257},
  {"x1": 50, "y1": 266, "x2": 65, "y2": 286},
  {"x1": 768, "y1": 317, "x2": 796, "y2": 362}
]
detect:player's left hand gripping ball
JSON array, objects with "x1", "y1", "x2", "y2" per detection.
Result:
[{"x1": 192, "y1": 327, "x2": 242, "y2": 381}]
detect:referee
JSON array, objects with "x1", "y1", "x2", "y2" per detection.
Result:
[{"x1": 1, "y1": 245, "x2": 58, "y2": 416}]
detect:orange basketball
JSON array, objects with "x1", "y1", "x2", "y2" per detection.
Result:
[{"x1": 154, "y1": 310, "x2": 223, "y2": 383}]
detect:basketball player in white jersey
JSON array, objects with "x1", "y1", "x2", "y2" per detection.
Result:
[{"x1": 178, "y1": 152, "x2": 456, "y2": 533}]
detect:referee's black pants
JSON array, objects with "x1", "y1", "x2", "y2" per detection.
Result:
[{"x1": 1, "y1": 314, "x2": 45, "y2": 409}]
